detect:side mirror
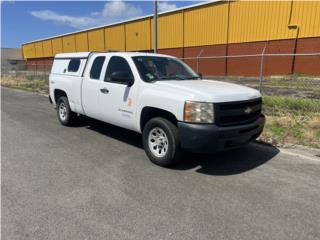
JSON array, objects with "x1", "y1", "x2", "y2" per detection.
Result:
[
  {"x1": 198, "y1": 73, "x2": 203, "y2": 79},
  {"x1": 126, "y1": 77, "x2": 134, "y2": 87},
  {"x1": 111, "y1": 71, "x2": 134, "y2": 86}
]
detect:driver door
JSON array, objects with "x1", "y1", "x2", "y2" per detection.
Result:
[{"x1": 98, "y1": 56, "x2": 137, "y2": 131}]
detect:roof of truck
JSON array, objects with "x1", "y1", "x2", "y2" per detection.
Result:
[
  {"x1": 55, "y1": 52, "x2": 90, "y2": 59},
  {"x1": 54, "y1": 52, "x2": 175, "y2": 59}
]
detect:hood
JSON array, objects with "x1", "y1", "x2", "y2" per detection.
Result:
[{"x1": 153, "y1": 79, "x2": 261, "y2": 102}]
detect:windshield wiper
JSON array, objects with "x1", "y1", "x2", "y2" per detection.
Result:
[
  {"x1": 158, "y1": 76, "x2": 185, "y2": 80},
  {"x1": 155, "y1": 75, "x2": 198, "y2": 81},
  {"x1": 185, "y1": 76, "x2": 201, "y2": 80}
]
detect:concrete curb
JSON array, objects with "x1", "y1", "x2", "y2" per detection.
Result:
[{"x1": 253, "y1": 141, "x2": 320, "y2": 162}]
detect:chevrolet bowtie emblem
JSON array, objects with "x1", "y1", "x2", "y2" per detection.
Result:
[{"x1": 244, "y1": 107, "x2": 253, "y2": 114}]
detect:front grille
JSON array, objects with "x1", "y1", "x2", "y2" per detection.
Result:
[{"x1": 215, "y1": 98, "x2": 262, "y2": 126}]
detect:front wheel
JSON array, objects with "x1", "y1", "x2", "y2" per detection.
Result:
[
  {"x1": 142, "y1": 117, "x2": 182, "y2": 167},
  {"x1": 57, "y1": 96, "x2": 76, "y2": 126}
]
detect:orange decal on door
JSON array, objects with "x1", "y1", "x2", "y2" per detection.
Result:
[{"x1": 128, "y1": 97, "x2": 132, "y2": 107}]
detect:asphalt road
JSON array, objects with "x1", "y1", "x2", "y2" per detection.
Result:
[{"x1": 2, "y1": 87, "x2": 320, "y2": 240}]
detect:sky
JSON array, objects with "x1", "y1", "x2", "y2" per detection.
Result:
[{"x1": 1, "y1": 0, "x2": 203, "y2": 48}]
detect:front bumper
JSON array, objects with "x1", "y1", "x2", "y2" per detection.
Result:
[{"x1": 178, "y1": 115, "x2": 265, "y2": 153}]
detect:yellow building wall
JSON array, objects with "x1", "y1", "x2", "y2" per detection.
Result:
[
  {"x1": 62, "y1": 35, "x2": 76, "y2": 52},
  {"x1": 151, "y1": 12, "x2": 184, "y2": 49},
  {"x1": 290, "y1": 1, "x2": 320, "y2": 38},
  {"x1": 104, "y1": 25, "x2": 126, "y2": 51},
  {"x1": 22, "y1": 44, "x2": 36, "y2": 59},
  {"x1": 75, "y1": 32, "x2": 88, "y2": 52},
  {"x1": 42, "y1": 40, "x2": 53, "y2": 57},
  {"x1": 35, "y1": 42, "x2": 43, "y2": 58},
  {"x1": 184, "y1": 3, "x2": 229, "y2": 47},
  {"x1": 88, "y1": 29, "x2": 105, "y2": 51},
  {"x1": 22, "y1": 1, "x2": 320, "y2": 59},
  {"x1": 228, "y1": 0, "x2": 320, "y2": 43},
  {"x1": 52, "y1": 38, "x2": 63, "y2": 56},
  {"x1": 228, "y1": 1, "x2": 296, "y2": 43},
  {"x1": 125, "y1": 19, "x2": 151, "y2": 51}
]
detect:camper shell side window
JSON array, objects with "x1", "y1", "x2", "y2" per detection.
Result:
[{"x1": 67, "y1": 59, "x2": 81, "y2": 72}]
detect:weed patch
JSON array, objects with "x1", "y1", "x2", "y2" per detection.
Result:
[{"x1": 260, "y1": 96, "x2": 320, "y2": 148}]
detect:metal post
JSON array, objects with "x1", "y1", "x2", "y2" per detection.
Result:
[
  {"x1": 259, "y1": 44, "x2": 267, "y2": 93},
  {"x1": 154, "y1": 0, "x2": 158, "y2": 53},
  {"x1": 43, "y1": 64, "x2": 45, "y2": 81},
  {"x1": 196, "y1": 49, "x2": 204, "y2": 73}
]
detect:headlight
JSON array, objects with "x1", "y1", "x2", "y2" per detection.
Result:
[{"x1": 184, "y1": 101, "x2": 214, "y2": 123}]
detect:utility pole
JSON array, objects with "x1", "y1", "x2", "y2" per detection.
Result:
[{"x1": 154, "y1": 0, "x2": 158, "y2": 53}]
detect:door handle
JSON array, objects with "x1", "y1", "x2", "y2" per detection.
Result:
[{"x1": 100, "y1": 88, "x2": 109, "y2": 94}]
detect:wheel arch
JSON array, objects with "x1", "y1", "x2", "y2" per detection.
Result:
[
  {"x1": 54, "y1": 89, "x2": 68, "y2": 103},
  {"x1": 140, "y1": 106, "x2": 178, "y2": 132}
]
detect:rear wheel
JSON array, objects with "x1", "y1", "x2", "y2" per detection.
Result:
[
  {"x1": 57, "y1": 96, "x2": 76, "y2": 126},
  {"x1": 142, "y1": 117, "x2": 181, "y2": 167}
]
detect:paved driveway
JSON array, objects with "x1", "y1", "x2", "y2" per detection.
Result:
[{"x1": 2, "y1": 87, "x2": 320, "y2": 240}]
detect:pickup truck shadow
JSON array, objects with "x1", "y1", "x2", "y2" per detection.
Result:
[
  {"x1": 75, "y1": 118, "x2": 279, "y2": 176},
  {"x1": 74, "y1": 117, "x2": 143, "y2": 149},
  {"x1": 174, "y1": 143, "x2": 279, "y2": 175}
]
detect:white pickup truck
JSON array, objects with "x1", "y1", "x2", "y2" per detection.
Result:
[{"x1": 49, "y1": 52, "x2": 265, "y2": 166}]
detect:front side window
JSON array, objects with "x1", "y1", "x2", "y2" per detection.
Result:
[
  {"x1": 67, "y1": 59, "x2": 80, "y2": 72},
  {"x1": 90, "y1": 56, "x2": 105, "y2": 80},
  {"x1": 132, "y1": 56, "x2": 200, "y2": 82},
  {"x1": 105, "y1": 56, "x2": 134, "y2": 84}
]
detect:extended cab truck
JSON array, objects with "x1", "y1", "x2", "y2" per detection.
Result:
[{"x1": 49, "y1": 52, "x2": 265, "y2": 167}]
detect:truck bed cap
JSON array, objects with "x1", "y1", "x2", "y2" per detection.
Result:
[
  {"x1": 55, "y1": 52, "x2": 91, "y2": 59},
  {"x1": 54, "y1": 51, "x2": 174, "y2": 60}
]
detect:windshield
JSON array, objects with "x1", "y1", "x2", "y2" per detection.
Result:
[{"x1": 132, "y1": 56, "x2": 201, "y2": 82}]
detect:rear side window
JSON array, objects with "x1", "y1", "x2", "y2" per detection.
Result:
[
  {"x1": 67, "y1": 59, "x2": 80, "y2": 72},
  {"x1": 105, "y1": 56, "x2": 133, "y2": 83},
  {"x1": 90, "y1": 56, "x2": 105, "y2": 80}
]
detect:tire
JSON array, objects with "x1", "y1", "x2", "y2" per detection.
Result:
[
  {"x1": 56, "y1": 96, "x2": 76, "y2": 126},
  {"x1": 142, "y1": 117, "x2": 182, "y2": 167}
]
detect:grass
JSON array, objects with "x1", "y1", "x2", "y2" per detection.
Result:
[
  {"x1": 260, "y1": 96, "x2": 320, "y2": 148},
  {"x1": 0, "y1": 76, "x2": 48, "y2": 93},
  {"x1": 1, "y1": 76, "x2": 319, "y2": 148},
  {"x1": 262, "y1": 95, "x2": 320, "y2": 115},
  {"x1": 263, "y1": 78, "x2": 320, "y2": 92}
]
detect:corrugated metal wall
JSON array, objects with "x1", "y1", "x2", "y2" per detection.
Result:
[
  {"x1": 290, "y1": 1, "x2": 320, "y2": 38},
  {"x1": 184, "y1": 2, "x2": 228, "y2": 46},
  {"x1": 125, "y1": 18, "x2": 151, "y2": 51},
  {"x1": 52, "y1": 38, "x2": 63, "y2": 56},
  {"x1": 22, "y1": 0, "x2": 320, "y2": 59},
  {"x1": 105, "y1": 25, "x2": 126, "y2": 51},
  {"x1": 88, "y1": 29, "x2": 105, "y2": 51},
  {"x1": 62, "y1": 35, "x2": 76, "y2": 52},
  {"x1": 228, "y1": 1, "x2": 295, "y2": 43},
  {"x1": 75, "y1": 32, "x2": 88, "y2": 52},
  {"x1": 151, "y1": 12, "x2": 184, "y2": 49},
  {"x1": 42, "y1": 40, "x2": 52, "y2": 57}
]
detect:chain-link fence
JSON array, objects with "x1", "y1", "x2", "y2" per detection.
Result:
[
  {"x1": 1, "y1": 63, "x2": 50, "y2": 80},
  {"x1": 1, "y1": 63, "x2": 50, "y2": 93},
  {"x1": 180, "y1": 49, "x2": 320, "y2": 100},
  {"x1": 1, "y1": 52, "x2": 320, "y2": 99}
]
